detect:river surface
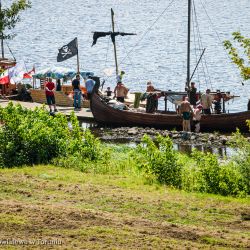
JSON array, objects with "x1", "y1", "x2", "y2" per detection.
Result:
[{"x1": 3, "y1": 0, "x2": 250, "y2": 111}]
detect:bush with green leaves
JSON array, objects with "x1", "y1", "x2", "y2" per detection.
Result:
[
  {"x1": 228, "y1": 127, "x2": 250, "y2": 194},
  {"x1": 182, "y1": 150, "x2": 248, "y2": 196},
  {"x1": 132, "y1": 134, "x2": 182, "y2": 188},
  {"x1": 0, "y1": 103, "x2": 107, "y2": 168}
]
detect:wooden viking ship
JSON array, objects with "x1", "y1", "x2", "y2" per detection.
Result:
[
  {"x1": 90, "y1": 4, "x2": 250, "y2": 132},
  {"x1": 90, "y1": 90, "x2": 250, "y2": 132}
]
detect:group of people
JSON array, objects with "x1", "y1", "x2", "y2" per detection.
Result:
[
  {"x1": 44, "y1": 74, "x2": 96, "y2": 114},
  {"x1": 104, "y1": 71, "x2": 129, "y2": 103},
  {"x1": 179, "y1": 82, "x2": 224, "y2": 132},
  {"x1": 72, "y1": 74, "x2": 95, "y2": 110},
  {"x1": 179, "y1": 96, "x2": 203, "y2": 133},
  {"x1": 45, "y1": 73, "x2": 224, "y2": 134}
]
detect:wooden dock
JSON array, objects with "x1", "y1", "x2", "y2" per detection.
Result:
[{"x1": 0, "y1": 100, "x2": 95, "y2": 122}]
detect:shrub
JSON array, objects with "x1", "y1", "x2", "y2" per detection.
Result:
[
  {"x1": 0, "y1": 103, "x2": 108, "y2": 168},
  {"x1": 183, "y1": 150, "x2": 248, "y2": 196},
  {"x1": 229, "y1": 128, "x2": 250, "y2": 194},
  {"x1": 132, "y1": 134, "x2": 182, "y2": 188}
]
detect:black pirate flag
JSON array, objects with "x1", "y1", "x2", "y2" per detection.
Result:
[
  {"x1": 57, "y1": 38, "x2": 78, "y2": 62},
  {"x1": 92, "y1": 32, "x2": 136, "y2": 46}
]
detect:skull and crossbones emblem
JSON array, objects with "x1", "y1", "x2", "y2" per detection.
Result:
[{"x1": 61, "y1": 46, "x2": 72, "y2": 58}]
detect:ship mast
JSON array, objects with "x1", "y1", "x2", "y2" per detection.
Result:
[
  {"x1": 111, "y1": 9, "x2": 119, "y2": 76},
  {"x1": 91, "y1": 9, "x2": 136, "y2": 77},
  {"x1": 186, "y1": 0, "x2": 191, "y2": 89}
]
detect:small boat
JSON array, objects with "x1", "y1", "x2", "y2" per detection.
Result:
[{"x1": 90, "y1": 5, "x2": 250, "y2": 132}]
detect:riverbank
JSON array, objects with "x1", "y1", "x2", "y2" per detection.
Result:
[
  {"x1": 94, "y1": 126, "x2": 249, "y2": 147},
  {"x1": 0, "y1": 165, "x2": 249, "y2": 249}
]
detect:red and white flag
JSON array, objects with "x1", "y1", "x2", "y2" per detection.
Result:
[
  {"x1": 23, "y1": 66, "x2": 35, "y2": 79},
  {"x1": 0, "y1": 69, "x2": 9, "y2": 85}
]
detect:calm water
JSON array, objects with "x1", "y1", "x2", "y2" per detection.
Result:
[{"x1": 3, "y1": 0, "x2": 250, "y2": 111}]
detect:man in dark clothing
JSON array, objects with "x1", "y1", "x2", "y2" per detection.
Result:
[
  {"x1": 72, "y1": 75, "x2": 81, "y2": 110},
  {"x1": 188, "y1": 82, "x2": 197, "y2": 107},
  {"x1": 213, "y1": 90, "x2": 222, "y2": 114},
  {"x1": 56, "y1": 79, "x2": 62, "y2": 91},
  {"x1": 146, "y1": 93, "x2": 158, "y2": 113}
]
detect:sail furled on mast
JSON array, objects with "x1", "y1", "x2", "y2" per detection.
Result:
[{"x1": 92, "y1": 32, "x2": 136, "y2": 46}]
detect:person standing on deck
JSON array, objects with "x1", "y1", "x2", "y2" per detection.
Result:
[
  {"x1": 179, "y1": 97, "x2": 193, "y2": 132},
  {"x1": 72, "y1": 74, "x2": 81, "y2": 111},
  {"x1": 45, "y1": 78, "x2": 57, "y2": 114},
  {"x1": 188, "y1": 82, "x2": 197, "y2": 108},
  {"x1": 193, "y1": 104, "x2": 203, "y2": 133},
  {"x1": 105, "y1": 87, "x2": 112, "y2": 97},
  {"x1": 146, "y1": 81, "x2": 155, "y2": 92},
  {"x1": 85, "y1": 75, "x2": 96, "y2": 100},
  {"x1": 113, "y1": 82, "x2": 129, "y2": 103},
  {"x1": 213, "y1": 90, "x2": 222, "y2": 114},
  {"x1": 146, "y1": 81, "x2": 161, "y2": 93},
  {"x1": 201, "y1": 89, "x2": 213, "y2": 114},
  {"x1": 116, "y1": 70, "x2": 125, "y2": 83},
  {"x1": 56, "y1": 79, "x2": 62, "y2": 91}
]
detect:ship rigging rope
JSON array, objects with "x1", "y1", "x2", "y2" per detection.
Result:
[
  {"x1": 104, "y1": 24, "x2": 111, "y2": 68},
  {"x1": 118, "y1": 0, "x2": 176, "y2": 67},
  {"x1": 192, "y1": 5, "x2": 202, "y2": 89},
  {"x1": 193, "y1": 0, "x2": 213, "y2": 90},
  {"x1": 5, "y1": 40, "x2": 16, "y2": 61},
  {"x1": 199, "y1": 0, "x2": 242, "y2": 85},
  {"x1": 116, "y1": 20, "x2": 150, "y2": 82},
  {"x1": 116, "y1": 22, "x2": 143, "y2": 84},
  {"x1": 192, "y1": 0, "x2": 210, "y2": 90}
]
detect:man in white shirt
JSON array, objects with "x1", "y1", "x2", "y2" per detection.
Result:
[{"x1": 201, "y1": 89, "x2": 213, "y2": 114}]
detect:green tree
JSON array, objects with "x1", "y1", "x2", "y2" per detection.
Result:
[
  {"x1": 224, "y1": 32, "x2": 250, "y2": 81},
  {"x1": 0, "y1": 0, "x2": 31, "y2": 40}
]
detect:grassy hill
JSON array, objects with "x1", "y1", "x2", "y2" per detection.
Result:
[{"x1": 0, "y1": 165, "x2": 249, "y2": 249}]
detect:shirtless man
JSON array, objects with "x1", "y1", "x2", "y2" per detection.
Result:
[
  {"x1": 193, "y1": 104, "x2": 203, "y2": 133},
  {"x1": 113, "y1": 82, "x2": 128, "y2": 103},
  {"x1": 179, "y1": 97, "x2": 193, "y2": 132},
  {"x1": 201, "y1": 89, "x2": 213, "y2": 114}
]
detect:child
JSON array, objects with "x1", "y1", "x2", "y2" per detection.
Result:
[{"x1": 105, "y1": 87, "x2": 112, "y2": 97}]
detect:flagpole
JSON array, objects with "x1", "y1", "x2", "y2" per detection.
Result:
[{"x1": 76, "y1": 37, "x2": 80, "y2": 74}]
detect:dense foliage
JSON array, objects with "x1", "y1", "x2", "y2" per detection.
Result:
[
  {"x1": 132, "y1": 134, "x2": 249, "y2": 197},
  {"x1": 224, "y1": 32, "x2": 250, "y2": 81},
  {"x1": 0, "y1": 0, "x2": 31, "y2": 40},
  {"x1": 132, "y1": 134, "x2": 182, "y2": 188},
  {"x1": 0, "y1": 103, "x2": 105, "y2": 167},
  {"x1": 228, "y1": 126, "x2": 250, "y2": 193},
  {"x1": 183, "y1": 150, "x2": 247, "y2": 196}
]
